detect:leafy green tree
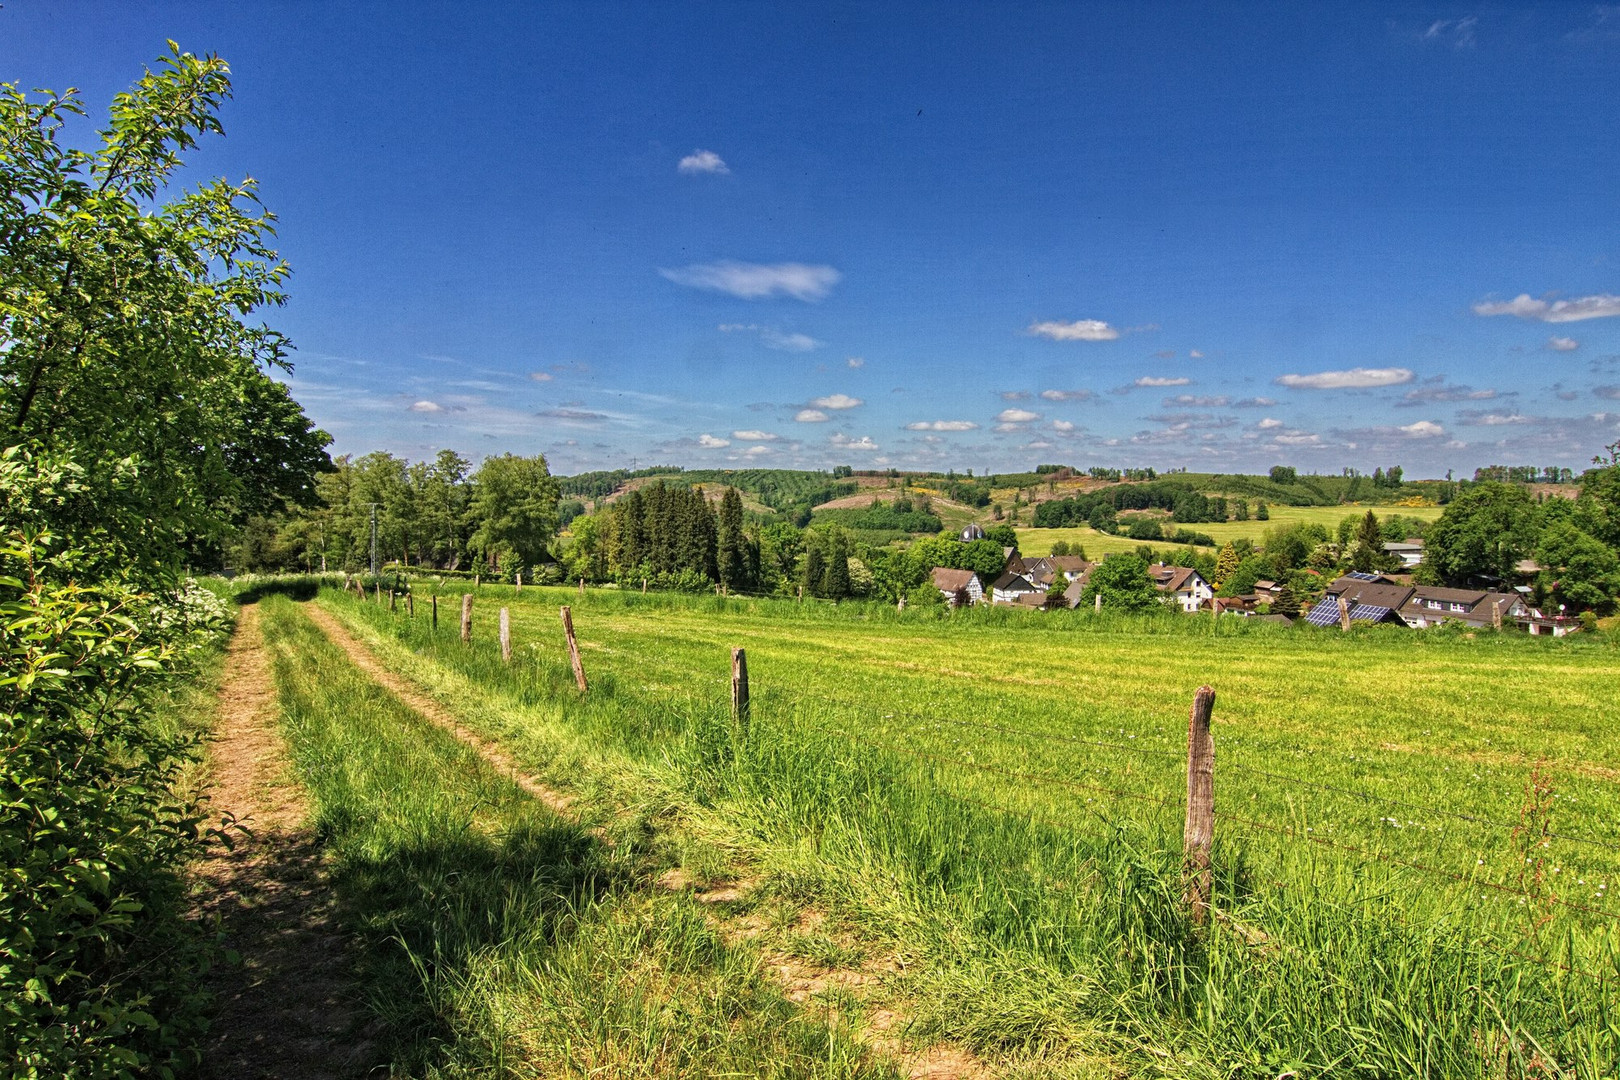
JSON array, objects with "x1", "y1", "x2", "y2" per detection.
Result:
[
  {"x1": 1049, "y1": 539, "x2": 1071, "y2": 556},
  {"x1": 1417, "y1": 482, "x2": 1538, "y2": 586},
  {"x1": 984, "y1": 523, "x2": 1019, "y2": 548},
  {"x1": 1217, "y1": 555, "x2": 1271, "y2": 598},
  {"x1": 1269, "y1": 466, "x2": 1297, "y2": 485},
  {"x1": 468, "y1": 453, "x2": 560, "y2": 571},
  {"x1": 1080, "y1": 554, "x2": 1160, "y2": 611},
  {"x1": 822, "y1": 527, "x2": 851, "y2": 599},
  {"x1": 1272, "y1": 582, "x2": 1301, "y2": 617},
  {"x1": 0, "y1": 45, "x2": 330, "y2": 578},
  {"x1": 1256, "y1": 501, "x2": 1270, "y2": 520},
  {"x1": 1534, "y1": 522, "x2": 1620, "y2": 613}
]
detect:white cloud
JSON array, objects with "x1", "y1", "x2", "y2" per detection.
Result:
[
  {"x1": 794, "y1": 409, "x2": 829, "y2": 423},
  {"x1": 743, "y1": 444, "x2": 772, "y2": 456},
  {"x1": 1275, "y1": 367, "x2": 1413, "y2": 389},
  {"x1": 1473, "y1": 293, "x2": 1620, "y2": 323},
  {"x1": 846, "y1": 356, "x2": 865, "y2": 368},
  {"x1": 1548, "y1": 336, "x2": 1580, "y2": 351},
  {"x1": 1399, "y1": 420, "x2": 1446, "y2": 438},
  {"x1": 1167, "y1": 394, "x2": 1230, "y2": 407},
  {"x1": 995, "y1": 408, "x2": 1041, "y2": 423},
  {"x1": 1040, "y1": 388, "x2": 1093, "y2": 401},
  {"x1": 697, "y1": 433, "x2": 730, "y2": 448},
  {"x1": 1189, "y1": 349, "x2": 1205, "y2": 359},
  {"x1": 1461, "y1": 412, "x2": 1529, "y2": 426},
  {"x1": 1134, "y1": 376, "x2": 1191, "y2": 388},
  {"x1": 809, "y1": 393, "x2": 863, "y2": 410},
  {"x1": 905, "y1": 420, "x2": 979, "y2": 432},
  {"x1": 528, "y1": 372, "x2": 553, "y2": 382},
  {"x1": 1273, "y1": 431, "x2": 1322, "y2": 446},
  {"x1": 1051, "y1": 419, "x2": 1076, "y2": 432},
  {"x1": 1233, "y1": 397, "x2": 1277, "y2": 408},
  {"x1": 662, "y1": 261, "x2": 840, "y2": 301},
  {"x1": 829, "y1": 432, "x2": 880, "y2": 451},
  {"x1": 677, "y1": 149, "x2": 730, "y2": 175},
  {"x1": 410, "y1": 400, "x2": 444, "y2": 412},
  {"x1": 731, "y1": 429, "x2": 779, "y2": 441},
  {"x1": 718, "y1": 323, "x2": 822, "y2": 352},
  {"x1": 1401, "y1": 381, "x2": 1496, "y2": 404},
  {"x1": 1256, "y1": 417, "x2": 1284, "y2": 429},
  {"x1": 1027, "y1": 319, "x2": 1120, "y2": 341}
]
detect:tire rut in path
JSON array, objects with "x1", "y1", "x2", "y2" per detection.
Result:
[
  {"x1": 301, "y1": 601, "x2": 577, "y2": 818},
  {"x1": 192, "y1": 603, "x2": 375, "y2": 1080}
]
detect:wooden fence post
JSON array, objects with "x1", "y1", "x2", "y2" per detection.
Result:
[
  {"x1": 406, "y1": 592, "x2": 414, "y2": 617},
  {"x1": 460, "y1": 593, "x2": 473, "y2": 644},
  {"x1": 1493, "y1": 600, "x2": 1503, "y2": 631},
  {"x1": 641, "y1": 577, "x2": 647, "y2": 594},
  {"x1": 499, "y1": 607, "x2": 512, "y2": 663},
  {"x1": 389, "y1": 588, "x2": 397, "y2": 613},
  {"x1": 560, "y1": 605, "x2": 587, "y2": 692},
  {"x1": 1337, "y1": 595, "x2": 1351, "y2": 632},
  {"x1": 515, "y1": 570, "x2": 522, "y2": 593},
  {"x1": 1094, "y1": 591, "x2": 1103, "y2": 613},
  {"x1": 731, "y1": 647, "x2": 749, "y2": 728},
  {"x1": 374, "y1": 581, "x2": 382, "y2": 604},
  {"x1": 578, "y1": 577, "x2": 585, "y2": 598},
  {"x1": 431, "y1": 593, "x2": 438, "y2": 631},
  {"x1": 1184, "y1": 685, "x2": 1216, "y2": 925},
  {"x1": 474, "y1": 573, "x2": 480, "y2": 589}
]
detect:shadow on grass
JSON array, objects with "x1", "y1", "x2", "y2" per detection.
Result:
[{"x1": 320, "y1": 811, "x2": 629, "y2": 1071}]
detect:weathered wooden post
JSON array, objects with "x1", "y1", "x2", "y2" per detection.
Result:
[
  {"x1": 1493, "y1": 600, "x2": 1503, "y2": 631},
  {"x1": 897, "y1": 594, "x2": 906, "y2": 612},
  {"x1": 1094, "y1": 591, "x2": 1103, "y2": 613},
  {"x1": 797, "y1": 585, "x2": 804, "y2": 603},
  {"x1": 560, "y1": 605, "x2": 587, "y2": 692},
  {"x1": 499, "y1": 607, "x2": 512, "y2": 664},
  {"x1": 731, "y1": 647, "x2": 750, "y2": 728},
  {"x1": 1184, "y1": 685, "x2": 1216, "y2": 924},
  {"x1": 641, "y1": 577, "x2": 647, "y2": 594},
  {"x1": 515, "y1": 570, "x2": 523, "y2": 593},
  {"x1": 389, "y1": 588, "x2": 397, "y2": 614},
  {"x1": 406, "y1": 592, "x2": 415, "y2": 617},
  {"x1": 578, "y1": 577, "x2": 585, "y2": 597},
  {"x1": 431, "y1": 594, "x2": 438, "y2": 631},
  {"x1": 474, "y1": 573, "x2": 480, "y2": 589},
  {"x1": 374, "y1": 581, "x2": 382, "y2": 604},
  {"x1": 1337, "y1": 595, "x2": 1351, "y2": 632},
  {"x1": 460, "y1": 593, "x2": 473, "y2": 644}
]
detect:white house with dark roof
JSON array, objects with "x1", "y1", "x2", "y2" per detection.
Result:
[
  {"x1": 1147, "y1": 563, "x2": 1213, "y2": 613},
  {"x1": 990, "y1": 569, "x2": 1043, "y2": 605}
]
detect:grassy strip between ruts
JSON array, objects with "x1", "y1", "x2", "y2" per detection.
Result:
[
  {"x1": 321, "y1": 584, "x2": 1620, "y2": 1078},
  {"x1": 254, "y1": 595, "x2": 902, "y2": 1079}
]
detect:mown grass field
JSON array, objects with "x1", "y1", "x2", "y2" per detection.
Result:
[
  {"x1": 305, "y1": 580, "x2": 1620, "y2": 1077},
  {"x1": 1017, "y1": 502, "x2": 1445, "y2": 556}
]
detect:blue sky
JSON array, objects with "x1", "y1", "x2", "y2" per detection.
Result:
[{"x1": 5, "y1": 3, "x2": 1619, "y2": 478}]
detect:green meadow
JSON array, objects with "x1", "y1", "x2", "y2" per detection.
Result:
[
  {"x1": 281, "y1": 580, "x2": 1620, "y2": 1077},
  {"x1": 1016, "y1": 502, "x2": 1444, "y2": 556}
]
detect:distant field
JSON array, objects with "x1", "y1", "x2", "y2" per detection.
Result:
[
  {"x1": 1017, "y1": 502, "x2": 1445, "y2": 556},
  {"x1": 329, "y1": 584, "x2": 1620, "y2": 1073}
]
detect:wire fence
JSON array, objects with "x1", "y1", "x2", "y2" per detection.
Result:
[{"x1": 348, "y1": 587, "x2": 1620, "y2": 974}]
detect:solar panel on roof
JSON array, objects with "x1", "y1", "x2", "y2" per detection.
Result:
[
  {"x1": 1304, "y1": 600, "x2": 1342, "y2": 626},
  {"x1": 1346, "y1": 571, "x2": 1382, "y2": 581},
  {"x1": 1349, "y1": 604, "x2": 1392, "y2": 622}
]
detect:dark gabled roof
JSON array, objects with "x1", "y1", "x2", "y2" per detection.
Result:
[
  {"x1": 1149, "y1": 564, "x2": 1206, "y2": 594},
  {"x1": 1014, "y1": 591, "x2": 1050, "y2": 607},
  {"x1": 1049, "y1": 556, "x2": 1092, "y2": 572},
  {"x1": 1325, "y1": 576, "x2": 1415, "y2": 611},
  {"x1": 991, "y1": 571, "x2": 1039, "y2": 592},
  {"x1": 1063, "y1": 579, "x2": 1086, "y2": 607}
]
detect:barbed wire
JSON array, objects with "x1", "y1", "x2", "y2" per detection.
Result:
[
  {"x1": 1220, "y1": 759, "x2": 1620, "y2": 855},
  {"x1": 1217, "y1": 809, "x2": 1620, "y2": 923},
  {"x1": 834, "y1": 727, "x2": 1183, "y2": 813}
]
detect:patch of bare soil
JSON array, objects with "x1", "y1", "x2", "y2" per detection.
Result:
[{"x1": 192, "y1": 604, "x2": 376, "y2": 1080}]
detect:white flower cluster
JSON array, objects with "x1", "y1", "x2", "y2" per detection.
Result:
[{"x1": 147, "y1": 578, "x2": 234, "y2": 642}]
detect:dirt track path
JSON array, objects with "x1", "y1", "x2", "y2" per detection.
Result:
[{"x1": 192, "y1": 603, "x2": 374, "y2": 1080}]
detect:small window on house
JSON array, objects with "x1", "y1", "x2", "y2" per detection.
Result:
[
  {"x1": 1427, "y1": 600, "x2": 1441, "y2": 609},
  {"x1": 1450, "y1": 602, "x2": 1467, "y2": 613}
]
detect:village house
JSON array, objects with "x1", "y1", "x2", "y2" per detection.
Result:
[
  {"x1": 1148, "y1": 563, "x2": 1213, "y2": 613},
  {"x1": 990, "y1": 569, "x2": 1043, "y2": 605},
  {"x1": 1303, "y1": 573, "x2": 1414, "y2": 626},
  {"x1": 929, "y1": 566, "x2": 983, "y2": 607},
  {"x1": 1382, "y1": 539, "x2": 1425, "y2": 570},
  {"x1": 1397, "y1": 586, "x2": 1524, "y2": 630}
]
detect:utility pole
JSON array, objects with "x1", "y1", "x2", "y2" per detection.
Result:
[{"x1": 365, "y1": 502, "x2": 380, "y2": 577}]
